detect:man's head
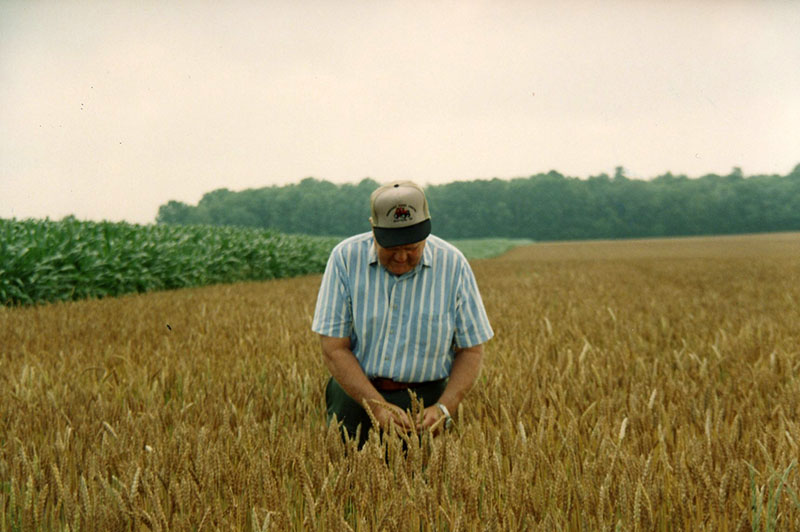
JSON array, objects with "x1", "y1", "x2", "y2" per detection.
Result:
[{"x1": 369, "y1": 181, "x2": 431, "y2": 248}]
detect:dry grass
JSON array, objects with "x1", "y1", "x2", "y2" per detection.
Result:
[{"x1": 2, "y1": 232, "x2": 800, "y2": 530}]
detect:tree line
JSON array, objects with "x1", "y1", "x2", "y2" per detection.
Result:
[{"x1": 156, "y1": 164, "x2": 800, "y2": 241}]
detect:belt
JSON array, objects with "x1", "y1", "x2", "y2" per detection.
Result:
[{"x1": 370, "y1": 377, "x2": 442, "y2": 392}]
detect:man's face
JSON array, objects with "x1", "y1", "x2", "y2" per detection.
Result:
[{"x1": 375, "y1": 238, "x2": 426, "y2": 276}]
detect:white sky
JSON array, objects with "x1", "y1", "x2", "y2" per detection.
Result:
[{"x1": 2, "y1": 0, "x2": 799, "y2": 225}]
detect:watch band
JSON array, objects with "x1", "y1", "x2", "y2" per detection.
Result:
[{"x1": 435, "y1": 402, "x2": 453, "y2": 430}]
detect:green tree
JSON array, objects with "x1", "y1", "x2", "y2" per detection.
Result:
[
  {"x1": 154, "y1": 164, "x2": 800, "y2": 240},
  {"x1": 156, "y1": 200, "x2": 194, "y2": 225}
]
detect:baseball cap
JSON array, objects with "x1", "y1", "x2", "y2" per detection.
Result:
[{"x1": 369, "y1": 181, "x2": 432, "y2": 248}]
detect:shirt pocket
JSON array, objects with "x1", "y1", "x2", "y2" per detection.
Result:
[{"x1": 414, "y1": 310, "x2": 454, "y2": 355}]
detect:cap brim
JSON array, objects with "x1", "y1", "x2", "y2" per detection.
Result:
[{"x1": 372, "y1": 219, "x2": 431, "y2": 248}]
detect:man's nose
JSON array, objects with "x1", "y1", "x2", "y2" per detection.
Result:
[{"x1": 393, "y1": 251, "x2": 407, "y2": 262}]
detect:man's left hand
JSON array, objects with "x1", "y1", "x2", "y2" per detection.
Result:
[{"x1": 417, "y1": 404, "x2": 448, "y2": 435}]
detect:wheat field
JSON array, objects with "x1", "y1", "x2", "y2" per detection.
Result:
[{"x1": 2, "y1": 233, "x2": 799, "y2": 531}]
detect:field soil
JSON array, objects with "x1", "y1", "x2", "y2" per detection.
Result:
[{"x1": 2, "y1": 232, "x2": 800, "y2": 530}]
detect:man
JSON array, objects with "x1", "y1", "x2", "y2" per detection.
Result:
[{"x1": 311, "y1": 181, "x2": 493, "y2": 446}]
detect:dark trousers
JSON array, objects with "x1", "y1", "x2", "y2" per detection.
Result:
[{"x1": 325, "y1": 377, "x2": 447, "y2": 448}]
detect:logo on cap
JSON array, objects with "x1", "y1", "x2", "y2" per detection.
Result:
[{"x1": 388, "y1": 204, "x2": 416, "y2": 223}]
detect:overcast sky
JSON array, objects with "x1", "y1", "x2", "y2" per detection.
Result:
[{"x1": 2, "y1": 0, "x2": 798, "y2": 225}]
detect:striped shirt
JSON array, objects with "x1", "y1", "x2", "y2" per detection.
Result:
[{"x1": 311, "y1": 232, "x2": 493, "y2": 382}]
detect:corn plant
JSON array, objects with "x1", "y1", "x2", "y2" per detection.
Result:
[{"x1": 1, "y1": 218, "x2": 340, "y2": 306}]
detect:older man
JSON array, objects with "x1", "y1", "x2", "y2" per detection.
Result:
[{"x1": 311, "y1": 181, "x2": 493, "y2": 446}]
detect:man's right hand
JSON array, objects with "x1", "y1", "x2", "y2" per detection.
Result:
[{"x1": 371, "y1": 401, "x2": 415, "y2": 431}]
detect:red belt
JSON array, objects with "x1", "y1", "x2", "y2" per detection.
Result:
[{"x1": 370, "y1": 377, "x2": 433, "y2": 392}]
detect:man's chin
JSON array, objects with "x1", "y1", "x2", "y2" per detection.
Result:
[{"x1": 388, "y1": 264, "x2": 411, "y2": 275}]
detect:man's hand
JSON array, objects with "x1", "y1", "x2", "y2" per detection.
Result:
[
  {"x1": 417, "y1": 404, "x2": 448, "y2": 434},
  {"x1": 370, "y1": 401, "x2": 415, "y2": 431}
]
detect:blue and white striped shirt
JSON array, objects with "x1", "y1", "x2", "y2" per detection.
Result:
[{"x1": 312, "y1": 232, "x2": 493, "y2": 382}]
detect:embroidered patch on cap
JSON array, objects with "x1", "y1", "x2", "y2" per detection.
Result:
[{"x1": 388, "y1": 204, "x2": 416, "y2": 223}]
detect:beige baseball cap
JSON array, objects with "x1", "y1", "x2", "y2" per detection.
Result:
[{"x1": 369, "y1": 181, "x2": 432, "y2": 248}]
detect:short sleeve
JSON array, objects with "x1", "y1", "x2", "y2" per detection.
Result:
[
  {"x1": 311, "y1": 246, "x2": 353, "y2": 338},
  {"x1": 453, "y1": 259, "x2": 494, "y2": 348}
]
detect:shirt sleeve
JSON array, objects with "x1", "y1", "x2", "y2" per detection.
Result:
[
  {"x1": 311, "y1": 245, "x2": 353, "y2": 338},
  {"x1": 453, "y1": 258, "x2": 494, "y2": 348}
]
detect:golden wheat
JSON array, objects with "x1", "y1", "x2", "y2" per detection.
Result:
[{"x1": 1, "y1": 233, "x2": 800, "y2": 530}]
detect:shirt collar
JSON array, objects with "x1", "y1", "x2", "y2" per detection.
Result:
[
  {"x1": 420, "y1": 240, "x2": 432, "y2": 267},
  {"x1": 368, "y1": 236, "x2": 379, "y2": 265}
]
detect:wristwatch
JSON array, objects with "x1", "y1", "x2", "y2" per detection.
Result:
[{"x1": 435, "y1": 402, "x2": 453, "y2": 430}]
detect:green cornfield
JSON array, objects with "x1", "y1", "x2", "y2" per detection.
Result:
[{"x1": 0, "y1": 218, "x2": 340, "y2": 306}]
